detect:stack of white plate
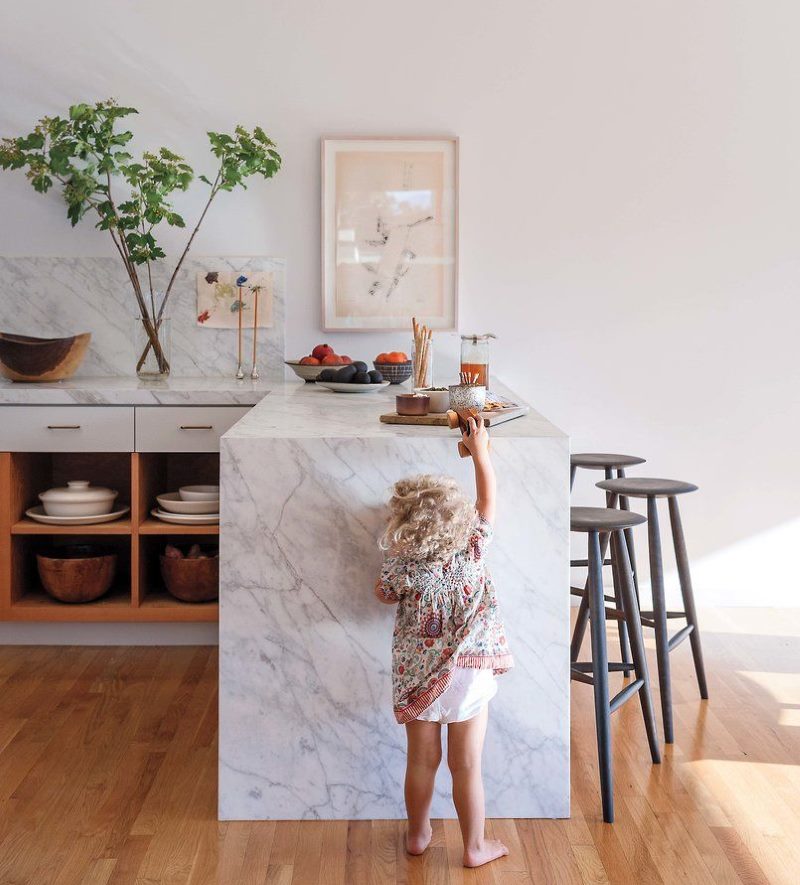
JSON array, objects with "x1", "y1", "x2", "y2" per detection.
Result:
[{"x1": 151, "y1": 485, "x2": 220, "y2": 525}]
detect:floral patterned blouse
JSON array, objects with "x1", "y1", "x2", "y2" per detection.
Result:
[{"x1": 377, "y1": 514, "x2": 513, "y2": 724}]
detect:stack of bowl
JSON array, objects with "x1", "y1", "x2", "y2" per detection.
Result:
[{"x1": 152, "y1": 485, "x2": 220, "y2": 525}]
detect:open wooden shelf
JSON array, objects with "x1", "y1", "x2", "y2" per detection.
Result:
[
  {"x1": 12, "y1": 518, "x2": 133, "y2": 535},
  {"x1": 0, "y1": 451, "x2": 221, "y2": 624},
  {"x1": 138, "y1": 518, "x2": 219, "y2": 535}
]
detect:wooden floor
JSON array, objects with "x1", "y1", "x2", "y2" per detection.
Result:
[{"x1": 0, "y1": 608, "x2": 798, "y2": 884}]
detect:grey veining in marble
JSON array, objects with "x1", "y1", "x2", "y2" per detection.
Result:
[
  {"x1": 0, "y1": 256, "x2": 285, "y2": 380},
  {"x1": 219, "y1": 387, "x2": 570, "y2": 820},
  {"x1": 0, "y1": 376, "x2": 273, "y2": 406}
]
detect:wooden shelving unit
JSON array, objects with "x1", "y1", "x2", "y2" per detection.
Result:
[{"x1": 0, "y1": 451, "x2": 220, "y2": 623}]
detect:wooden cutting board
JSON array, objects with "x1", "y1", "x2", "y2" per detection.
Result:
[{"x1": 380, "y1": 406, "x2": 529, "y2": 427}]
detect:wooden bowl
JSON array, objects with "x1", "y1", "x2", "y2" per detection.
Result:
[
  {"x1": 36, "y1": 545, "x2": 117, "y2": 603},
  {"x1": 160, "y1": 552, "x2": 219, "y2": 602},
  {"x1": 0, "y1": 331, "x2": 91, "y2": 382}
]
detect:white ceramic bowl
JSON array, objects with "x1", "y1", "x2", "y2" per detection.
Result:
[
  {"x1": 285, "y1": 360, "x2": 337, "y2": 382},
  {"x1": 414, "y1": 388, "x2": 450, "y2": 412},
  {"x1": 39, "y1": 480, "x2": 118, "y2": 517},
  {"x1": 179, "y1": 485, "x2": 220, "y2": 502},
  {"x1": 157, "y1": 492, "x2": 220, "y2": 515}
]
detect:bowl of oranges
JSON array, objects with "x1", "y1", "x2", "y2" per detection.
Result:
[{"x1": 373, "y1": 351, "x2": 412, "y2": 385}]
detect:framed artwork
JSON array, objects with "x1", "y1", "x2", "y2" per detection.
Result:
[
  {"x1": 196, "y1": 271, "x2": 274, "y2": 328},
  {"x1": 321, "y1": 136, "x2": 458, "y2": 331}
]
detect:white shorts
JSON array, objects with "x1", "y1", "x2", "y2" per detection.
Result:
[{"x1": 415, "y1": 667, "x2": 497, "y2": 724}]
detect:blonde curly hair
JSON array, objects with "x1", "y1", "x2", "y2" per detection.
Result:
[{"x1": 380, "y1": 474, "x2": 475, "y2": 563}]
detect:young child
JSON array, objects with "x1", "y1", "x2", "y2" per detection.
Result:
[{"x1": 374, "y1": 414, "x2": 512, "y2": 868}]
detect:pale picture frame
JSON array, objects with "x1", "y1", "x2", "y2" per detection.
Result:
[{"x1": 321, "y1": 136, "x2": 459, "y2": 332}]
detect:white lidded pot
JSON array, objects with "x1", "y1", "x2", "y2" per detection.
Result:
[{"x1": 39, "y1": 480, "x2": 118, "y2": 517}]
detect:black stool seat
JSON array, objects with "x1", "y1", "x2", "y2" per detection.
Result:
[
  {"x1": 571, "y1": 506, "x2": 646, "y2": 533},
  {"x1": 571, "y1": 453, "x2": 646, "y2": 470},
  {"x1": 597, "y1": 477, "x2": 698, "y2": 498}
]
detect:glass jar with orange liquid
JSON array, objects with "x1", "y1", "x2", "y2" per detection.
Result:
[{"x1": 460, "y1": 333, "x2": 496, "y2": 388}]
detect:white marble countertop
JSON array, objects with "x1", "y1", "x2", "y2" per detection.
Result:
[
  {"x1": 226, "y1": 380, "x2": 567, "y2": 439},
  {"x1": 0, "y1": 376, "x2": 273, "y2": 406}
]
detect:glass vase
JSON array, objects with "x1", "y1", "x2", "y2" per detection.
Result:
[{"x1": 134, "y1": 314, "x2": 171, "y2": 380}]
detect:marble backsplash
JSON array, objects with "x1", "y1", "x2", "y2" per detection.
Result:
[{"x1": 0, "y1": 256, "x2": 285, "y2": 380}]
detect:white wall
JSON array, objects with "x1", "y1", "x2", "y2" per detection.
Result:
[{"x1": 1, "y1": 1, "x2": 798, "y2": 606}]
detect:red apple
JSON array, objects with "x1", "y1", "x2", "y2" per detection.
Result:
[
  {"x1": 321, "y1": 353, "x2": 340, "y2": 365},
  {"x1": 299, "y1": 356, "x2": 320, "y2": 365},
  {"x1": 339, "y1": 355, "x2": 353, "y2": 364},
  {"x1": 312, "y1": 343, "x2": 335, "y2": 361}
]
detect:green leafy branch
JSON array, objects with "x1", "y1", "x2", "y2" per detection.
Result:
[{"x1": 0, "y1": 99, "x2": 282, "y2": 373}]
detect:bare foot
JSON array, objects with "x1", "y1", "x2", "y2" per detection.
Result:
[
  {"x1": 463, "y1": 839, "x2": 509, "y2": 868},
  {"x1": 406, "y1": 825, "x2": 433, "y2": 855}
]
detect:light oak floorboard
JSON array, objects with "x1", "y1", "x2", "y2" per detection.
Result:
[{"x1": 0, "y1": 608, "x2": 797, "y2": 883}]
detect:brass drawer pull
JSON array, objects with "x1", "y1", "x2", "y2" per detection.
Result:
[
  {"x1": 47, "y1": 424, "x2": 81, "y2": 430},
  {"x1": 179, "y1": 424, "x2": 214, "y2": 430}
]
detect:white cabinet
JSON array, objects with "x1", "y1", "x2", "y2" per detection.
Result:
[
  {"x1": 0, "y1": 406, "x2": 135, "y2": 452},
  {"x1": 134, "y1": 406, "x2": 250, "y2": 453}
]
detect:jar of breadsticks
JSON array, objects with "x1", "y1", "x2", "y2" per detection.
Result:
[{"x1": 411, "y1": 318, "x2": 434, "y2": 388}]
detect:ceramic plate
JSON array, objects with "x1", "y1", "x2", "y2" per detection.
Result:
[
  {"x1": 316, "y1": 381, "x2": 391, "y2": 394},
  {"x1": 150, "y1": 509, "x2": 220, "y2": 525},
  {"x1": 25, "y1": 505, "x2": 130, "y2": 526},
  {"x1": 156, "y1": 492, "x2": 220, "y2": 515}
]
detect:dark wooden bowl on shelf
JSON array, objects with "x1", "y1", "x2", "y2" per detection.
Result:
[
  {"x1": 36, "y1": 545, "x2": 117, "y2": 603},
  {"x1": 160, "y1": 552, "x2": 219, "y2": 602},
  {"x1": 0, "y1": 331, "x2": 91, "y2": 382}
]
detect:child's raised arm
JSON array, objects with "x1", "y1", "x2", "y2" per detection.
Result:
[{"x1": 461, "y1": 415, "x2": 496, "y2": 524}]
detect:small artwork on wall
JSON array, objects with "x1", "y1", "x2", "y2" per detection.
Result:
[
  {"x1": 321, "y1": 136, "x2": 458, "y2": 331},
  {"x1": 196, "y1": 271, "x2": 274, "y2": 328}
]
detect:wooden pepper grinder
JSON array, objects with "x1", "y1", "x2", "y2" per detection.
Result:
[{"x1": 446, "y1": 408, "x2": 490, "y2": 458}]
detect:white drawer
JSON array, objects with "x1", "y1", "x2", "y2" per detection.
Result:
[
  {"x1": 135, "y1": 406, "x2": 250, "y2": 452},
  {"x1": 0, "y1": 406, "x2": 134, "y2": 452}
]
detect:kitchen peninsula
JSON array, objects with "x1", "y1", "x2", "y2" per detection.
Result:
[{"x1": 219, "y1": 382, "x2": 569, "y2": 820}]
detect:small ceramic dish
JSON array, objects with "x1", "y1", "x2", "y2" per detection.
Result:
[
  {"x1": 316, "y1": 381, "x2": 391, "y2": 394},
  {"x1": 179, "y1": 485, "x2": 220, "y2": 502},
  {"x1": 156, "y1": 492, "x2": 220, "y2": 515},
  {"x1": 396, "y1": 393, "x2": 430, "y2": 416},
  {"x1": 38, "y1": 481, "x2": 118, "y2": 517},
  {"x1": 151, "y1": 508, "x2": 220, "y2": 525},
  {"x1": 413, "y1": 388, "x2": 450, "y2": 412}
]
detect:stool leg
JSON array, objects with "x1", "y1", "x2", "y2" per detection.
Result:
[
  {"x1": 571, "y1": 526, "x2": 614, "y2": 662},
  {"x1": 603, "y1": 471, "x2": 632, "y2": 672},
  {"x1": 647, "y1": 496, "x2": 674, "y2": 743},
  {"x1": 587, "y1": 529, "x2": 613, "y2": 822},
  {"x1": 668, "y1": 496, "x2": 709, "y2": 700},
  {"x1": 570, "y1": 463, "x2": 577, "y2": 491},
  {"x1": 617, "y1": 467, "x2": 641, "y2": 604},
  {"x1": 612, "y1": 530, "x2": 661, "y2": 763}
]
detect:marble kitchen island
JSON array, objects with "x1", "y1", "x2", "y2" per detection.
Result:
[{"x1": 219, "y1": 382, "x2": 570, "y2": 820}]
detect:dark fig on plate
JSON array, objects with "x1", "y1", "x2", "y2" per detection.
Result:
[
  {"x1": 317, "y1": 368, "x2": 336, "y2": 381},
  {"x1": 352, "y1": 360, "x2": 368, "y2": 373},
  {"x1": 335, "y1": 365, "x2": 357, "y2": 382},
  {"x1": 368, "y1": 370, "x2": 384, "y2": 383},
  {"x1": 353, "y1": 371, "x2": 371, "y2": 384}
]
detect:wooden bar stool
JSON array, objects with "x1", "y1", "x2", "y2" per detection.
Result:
[
  {"x1": 570, "y1": 506, "x2": 661, "y2": 823},
  {"x1": 570, "y1": 454, "x2": 646, "y2": 671},
  {"x1": 596, "y1": 477, "x2": 709, "y2": 744}
]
